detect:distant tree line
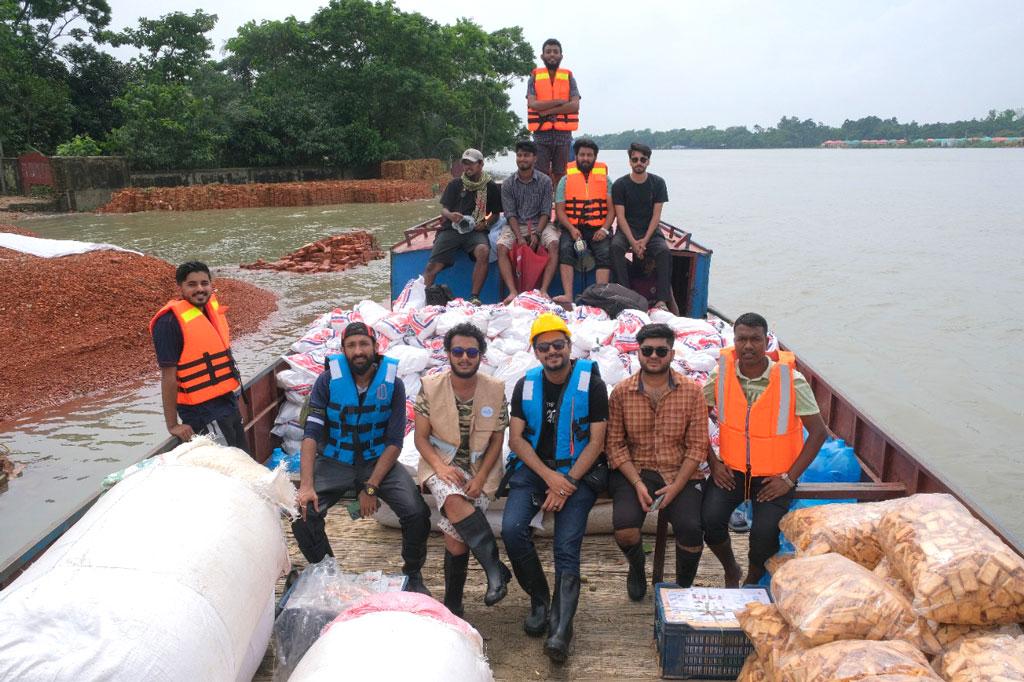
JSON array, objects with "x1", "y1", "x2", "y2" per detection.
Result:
[
  {"x1": 588, "y1": 110, "x2": 1024, "y2": 150},
  {"x1": 0, "y1": 0, "x2": 533, "y2": 170}
]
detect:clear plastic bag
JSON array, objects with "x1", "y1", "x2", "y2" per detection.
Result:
[
  {"x1": 776, "y1": 639, "x2": 941, "y2": 682},
  {"x1": 932, "y1": 633, "x2": 1024, "y2": 681},
  {"x1": 737, "y1": 602, "x2": 804, "y2": 675},
  {"x1": 737, "y1": 652, "x2": 772, "y2": 682},
  {"x1": 779, "y1": 499, "x2": 906, "y2": 569}
]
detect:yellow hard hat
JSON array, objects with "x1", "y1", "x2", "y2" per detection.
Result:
[{"x1": 530, "y1": 312, "x2": 571, "y2": 345}]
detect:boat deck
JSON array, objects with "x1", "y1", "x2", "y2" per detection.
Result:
[{"x1": 253, "y1": 508, "x2": 750, "y2": 681}]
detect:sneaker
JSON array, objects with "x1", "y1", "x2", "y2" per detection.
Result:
[
  {"x1": 469, "y1": 295, "x2": 482, "y2": 306},
  {"x1": 728, "y1": 507, "x2": 751, "y2": 533}
]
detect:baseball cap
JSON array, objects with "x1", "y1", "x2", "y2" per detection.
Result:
[
  {"x1": 461, "y1": 148, "x2": 484, "y2": 163},
  {"x1": 342, "y1": 321, "x2": 375, "y2": 341}
]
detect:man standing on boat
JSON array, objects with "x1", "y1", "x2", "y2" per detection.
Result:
[
  {"x1": 701, "y1": 313, "x2": 827, "y2": 587},
  {"x1": 610, "y1": 143, "x2": 675, "y2": 312},
  {"x1": 423, "y1": 148, "x2": 502, "y2": 305},
  {"x1": 292, "y1": 322, "x2": 432, "y2": 595},
  {"x1": 554, "y1": 138, "x2": 613, "y2": 303},
  {"x1": 606, "y1": 323, "x2": 707, "y2": 599},
  {"x1": 150, "y1": 261, "x2": 247, "y2": 450},
  {"x1": 414, "y1": 322, "x2": 511, "y2": 617},
  {"x1": 503, "y1": 313, "x2": 607, "y2": 663},
  {"x1": 527, "y1": 38, "x2": 579, "y2": 187},
  {"x1": 496, "y1": 140, "x2": 558, "y2": 302}
]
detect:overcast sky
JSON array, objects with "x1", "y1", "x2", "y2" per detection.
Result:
[{"x1": 103, "y1": 0, "x2": 1024, "y2": 134}]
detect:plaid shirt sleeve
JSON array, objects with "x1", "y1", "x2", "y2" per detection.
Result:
[
  {"x1": 606, "y1": 385, "x2": 631, "y2": 470},
  {"x1": 680, "y1": 382, "x2": 709, "y2": 465}
]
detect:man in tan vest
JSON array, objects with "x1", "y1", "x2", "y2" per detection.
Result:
[{"x1": 415, "y1": 322, "x2": 511, "y2": 617}]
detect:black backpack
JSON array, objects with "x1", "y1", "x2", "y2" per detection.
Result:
[
  {"x1": 425, "y1": 284, "x2": 454, "y2": 306},
  {"x1": 575, "y1": 283, "x2": 650, "y2": 318}
]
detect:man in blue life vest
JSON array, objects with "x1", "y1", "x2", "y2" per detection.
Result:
[
  {"x1": 503, "y1": 313, "x2": 608, "y2": 663},
  {"x1": 292, "y1": 322, "x2": 432, "y2": 594}
]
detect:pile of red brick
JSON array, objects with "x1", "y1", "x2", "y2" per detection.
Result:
[
  {"x1": 98, "y1": 179, "x2": 437, "y2": 213},
  {"x1": 380, "y1": 159, "x2": 447, "y2": 181},
  {"x1": 240, "y1": 231, "x2": 384, "y2": 274}
]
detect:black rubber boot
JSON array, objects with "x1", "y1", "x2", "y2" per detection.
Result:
[
  {"x1": 291, "y1": 506, "x2": 334, "y2": 564},
  {"x1": 544, "y1": 574, "x2": 581, "y2": 664},
  {"x1": 401, "y1": 513, "x2": 432, "y2": 597},
  {"x1": 510, "y1": 551, "x2": 550, "y2": 636},
  {"x1": 443, "y1": 550, "x2": 470, "y2": 617},
  {"x1": 453, "y1": 509, "x2": 512, "y2": 606},
  {"x1": 675, "y1": 545, "x2": 702, "y2": 588},
  {"x1": 620, "y1": 542, "x2": 647, "y2": 601},
  {"x1": 547, "y1": 572, "x2": 561, "y2": 637}
]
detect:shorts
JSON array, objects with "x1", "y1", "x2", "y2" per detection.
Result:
[
  {"x1": 428, "y1": 227, "x2": 490, "y2": 266},
  {"x1": 534, "y1": 138, "x2": 570, "y2": 180},
  {"x1": 425, "y1": 467, "x2": 491, "y2": 542},
  {"x1": 496, "y1": 223, "x2": 561, "y2": 250},
  {"x1": 558, "y1": 228, "x2": 611, "y2": 269}
]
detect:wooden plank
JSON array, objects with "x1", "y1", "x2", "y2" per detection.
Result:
[{"x1": 794, "y1": 482, "x2": 905, "y2": 500}]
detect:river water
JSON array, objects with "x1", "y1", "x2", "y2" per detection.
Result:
[{"x1": 2, "y1": 149, "x2": 1022, "y2": 569}]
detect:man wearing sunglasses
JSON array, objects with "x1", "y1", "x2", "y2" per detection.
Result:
[
  {"x1": 415, "y1": 323, "x2": 511, "y2": 618},
  {"x1": 293, "y1": 322, "x2": 432, "y2": 595},
  {"x1": 610, "y1": 142, "x2": 675, "y2": 312},
  {"x1": 606, "y1": 324, "x2": 708, "y2": 599},
  {"x1": 503, "y1": 313, "x2": 608, "y2": 663}
]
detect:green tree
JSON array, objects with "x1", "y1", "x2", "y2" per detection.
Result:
[
  {"x1": 100, "y1": 10, "x2": 216, "y2": 82},
  {"x1": 55, "y1": 133, "x2": 101, "y2": 155}
]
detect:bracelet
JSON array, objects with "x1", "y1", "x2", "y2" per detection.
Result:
[
  {"x1": 632, "y1": 477, "x2": 644, "y2": 487},
  {"x1": 564, "y1": 474, "x2": 579, "y2": 487}
]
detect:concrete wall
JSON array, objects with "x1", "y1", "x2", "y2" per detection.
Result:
[
  {"x1": 129, "y1": 165, "x2": 376, "y2": 188},
  {"x1": 50, "y1": 156, "x2": 130, "y2": 211},
  {"x1": 0, "y1": 158, "x2": 21, "y2": 194}
]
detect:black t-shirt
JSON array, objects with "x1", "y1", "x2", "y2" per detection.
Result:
[
  {"x1": 511, "y1": 363, "x2": 609, "y2": 462},
  {"x1": 611, "y1": 173, "x2": 669, "y2": 238},
  {"x1": 439, "y1": 177, "x2": 502, "y2": 229}
]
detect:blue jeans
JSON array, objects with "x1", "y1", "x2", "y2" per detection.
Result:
[{"x1": 500, "y1": 465, "x2": 597, "y2": 577}]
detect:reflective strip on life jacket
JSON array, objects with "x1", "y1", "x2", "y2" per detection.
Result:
[
  {"x1": 509, "y1": 359, "x2": 593, "y2": 474},
  {"x1": 527, "y1": 68, "x2": 579, "y2": 132},
  {"x1": 563, "y1": 162, "x2": 608, "y2": 228}
]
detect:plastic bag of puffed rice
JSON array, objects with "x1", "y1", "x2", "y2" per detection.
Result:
[
  {"x1": 931, "y1": 633, "x2": 1024, "y2": 682},
  {"x1": 772, "y1": 553, "x2": 923, "y2": 648},
  {"x1": 737, "y1": 652, "x2": 771, "y2": 682},
  {"x1": 775, "y1": 639, "x2": 942, "y2": 682},
  {"x1": 737, "y1": 602, "x2": 804, "y2": 675},
  {"x1": 878, "y1": 493, "x2": 1024, "y2": 625},
  {"x1": 779, "y1": 498, "x2": 907, "y2": 569}
]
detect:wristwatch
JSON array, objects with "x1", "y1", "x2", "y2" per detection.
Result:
[
  {"x1": 564, "y1": 474, "x2": 580, "y2": 487},
  {"x1": 363, "y1": 483, "x2": 378, "y2": 497},
  {"x1": 779, "y1": 473, "x2": 796, "y2": 489}
]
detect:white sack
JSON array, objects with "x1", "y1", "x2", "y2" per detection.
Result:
[
  {"x1": 491, "y1": 351, "x2": 541, "y2": 401},
  {"x1": 354, "y1": 299, "x2": 390, "y2": 327},
  {"x1": 383, "y1": 344, "x2": 431, "y2": 376},
  {"x1": 0, "y1": 233, "x2": 141, "y2": 258}
]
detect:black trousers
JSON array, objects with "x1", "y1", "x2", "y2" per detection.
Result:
[
  {"x1": 610, "y1": 230, "x2": 673, "y2": 303},
  {"x1": 701, "y1": 469, "x2": 793, "y2": 569},
  {"x1": 608, "y1": 469, "x2": 703, "y2": 546},
  {"x1": 184, "y1": 410, "x2": 248, "y2": 453}
]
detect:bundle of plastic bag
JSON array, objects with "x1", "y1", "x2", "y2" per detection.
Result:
[
  {"x1": 384, "y1": 344, "x2": 431, "y2": 376},
  {"x1": 354, "y1": 300, "x2": 390, "y2": 327},
  {"x1": 878, "y1": 493, "x2": 1024, "y2": 625},
  {"x1": 765, "y1": 551, "x2": 796, "y2": 576},
  {"x1": 737, "y1": 652, "x2": 771, "y2": 682},
  {"x1": 393, "y1": 275, "x2": 426, "y2": 312},
  {"x1": 277, "y1": 368, "x2": 317, "y2": 403},
  {"x1": 775, "y1": 639, "x2": 941, "y2": 682},
  {"x1": 611, "y1": 309, "x2": 651, "y2": 353},
  {"x1": 569, "y1": 305, "x2": 608, "y2": 322},
  {"x1": 491, "y1": 351, "x2": 540, "y2": 400},
  {"x1": 737, "y1": 602, "x2": 803, "y2": 674},
  {"x1": 291, "y1": 327, "x2": 336, "y2": 354},
  {"x1": 591, "y1": 345, "x2": 634, "y2": 386},
  {"x1": 772, "y1": 553, "x2": 922, "y2": 648},
  {"x1": 779, "y1": 499, "x2": 906, "y2": 569},
  {"x1": 931, "y1": 633, "x2": 1024, "y2": 681}
]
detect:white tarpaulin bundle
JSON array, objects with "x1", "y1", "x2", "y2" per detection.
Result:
[
  {"x1": 0, "y1": 438, "x2": 294, "y2": 681},
  {"x1": 0, "y1": 232, "x2": 142, "y2": 258}
]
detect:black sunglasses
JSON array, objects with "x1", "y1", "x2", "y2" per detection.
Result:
[
  {"x1": 640, "y1": 345, "x2": 670, "y2": 357},
  {"x1": 535, "y1": 339, "x2": 568, "y2": 353},
  {"x1": 629, "y1": 156, "x2": 649, "y2": 163},
  {"x1": 450, "y1": 346, "x2": 480, "y2": 358}
]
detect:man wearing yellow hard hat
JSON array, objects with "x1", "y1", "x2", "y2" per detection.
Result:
[{"x1": 501, "y1": 312, "x2": 608, "y2": 663}]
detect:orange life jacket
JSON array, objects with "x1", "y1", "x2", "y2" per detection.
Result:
[
  {"x1": 149, "y1": 294, "x2": 240, "y2": 406},
  {"x1": 716, "y1": 347, "x2": 804, "y2": 477},
  {"x1": 527, "y1": 67, "x2": 579, "y2": 132},
  {"x1": 563, "y1": 161, "x2": 608, "y2": 228}
]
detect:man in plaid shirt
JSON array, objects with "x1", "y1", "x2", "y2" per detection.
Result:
[{"x1": 606, "y1": 323, "x2": 708, "y2": 599}]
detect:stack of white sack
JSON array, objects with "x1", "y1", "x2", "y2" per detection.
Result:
[
  {"x1": 273, "y1": 278, "x2": 778, "y2": 533},
  {"x1": 0, "y1": 438, "x2": 295, "y2": 682},
  {"x1": 288, "y1": 592, "x2": 493, "y2": 682}
]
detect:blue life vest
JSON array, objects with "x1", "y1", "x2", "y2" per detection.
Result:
[
  {"x1": 323, "y1": 354, "x2": 399, "y2": 464},
  {"x1": 511, "y1": 359, "x2": 594, "y2": 474}
]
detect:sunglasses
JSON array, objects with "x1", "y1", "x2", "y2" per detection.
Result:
[
  {"x1": 640, "y1": 345, "x2": 670, "y2": 357},
  {"x1": 630, "y1": 156, "x2": 649, "y2": 163},
  {"x1": 535, "y1": 339, "x2": 568, "y2": 353},
  {"x1": 450, "y1": 346, "x2": 480, "y2": 358}
]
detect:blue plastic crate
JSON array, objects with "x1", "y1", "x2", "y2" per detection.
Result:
[{"x1": 654, "y1": 584, "x2": 769, "y2": 679}]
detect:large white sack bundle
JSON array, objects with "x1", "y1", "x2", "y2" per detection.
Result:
[
  {"x1": 0, "y1": 439, "x2": 292, "y2": 682},
  {"x1": 289, "y1": 592, "x2": 492, "y2": 682}
]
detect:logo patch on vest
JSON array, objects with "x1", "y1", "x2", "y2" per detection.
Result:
[
  {"x1": 481, "y1": 405, "x2": 494, "y2": 418},
  {"x1": 376, "y1": 383, "x2": 388, "y2": 401},
  {"x1": 577, "y1": 370, "x2": 591, "y2": 392}
]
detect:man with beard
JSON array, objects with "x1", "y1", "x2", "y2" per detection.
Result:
[
  {"x1": 150, "y1": 261, "x2": 247, "y2": 450},
  {"x1": 701, "y1": 313, "x2": 827, "y2": 587},
  {"x1": 415, "y1": 323, "x2": 511, "y2": 617},
  {"x1": 423, "y1": 148, "x2": 502, "y2": 305},
  {"x1": 292, "y1": 322, "x2": 432, "y2": 594},
  {"x1": 527, "y1": 38, "x2": 580, "y2": 187},
  {"x1": 606, "y1": 324, "x2": 708, "y2": 599},
  {"x1": 554, "y1": 138, "x2": 613, "y2": 303},
  {"x1": 497, "y1": 140, "x2": 558, "y2": 302},
  {"x1": 503, "y1": 313, "x2": 607, "y2": 663}
]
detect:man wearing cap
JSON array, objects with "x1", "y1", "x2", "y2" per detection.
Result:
[
  {"x1": 502, "y1": 313, "x2": 608, "y2": 663},
  {"x1": 423, "y1": 149, "x2": 502, "y2": 305},
  {"x1": 292, "y1": 322, "x2": 432, "y2": 594}
]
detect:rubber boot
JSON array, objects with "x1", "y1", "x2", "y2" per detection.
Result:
[
  {"x1": 443, "y1": 550, "x2": 470, "y2": 618},
  {"x1": 401, "y1": 514, "x2": 432, "y2": 596},
  {"x1": 675, "y1": 545, "x2": 702, "y2": 588},
  {"x1": 544, "y1": 574, "x2": 581, "y2": 664},
  {"x1": 620, "y1": 542, "x2": 647, "y2": 601},
  {"x1": 453, "y1": 509, "x2": 512, "y2": 606},
  {"x1": 510, "y1": 551, "x2": 550, "y2": 636},
  {"x1": 547, "y1": 572, "x2": 562, "y2": 637}
]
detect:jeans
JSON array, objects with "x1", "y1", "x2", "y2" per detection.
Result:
[
  {"x1": 292, "y1": 456, "x2": 430, "y2": 564},
  {"x1": 501, "y1": 465, "x2": 597, "y2": 576},
  {"x1": 701, "y1": 469, "x2": 794, "y2": 568}
]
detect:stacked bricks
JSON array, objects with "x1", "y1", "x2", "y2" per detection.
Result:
[
  {"x1": 380, "y1": 159, "x2": 445, "y2": 180},
  {"x1": 98, "y1": 179, "x2": 436, "y2": 214},
  {"x1": 239, "y1": 231, "x2": 384, "y2": 274}
]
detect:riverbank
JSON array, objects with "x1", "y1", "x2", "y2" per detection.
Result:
[{"x1": 0, "y1": 226, "x2": 278, "y2": 422}]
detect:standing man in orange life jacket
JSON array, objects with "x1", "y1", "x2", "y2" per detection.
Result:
[
  {"x1": 527, "y1": 38, "x2": 580, "y2": 188},
  {"x1": 701, "y1": 312, "x2": 827, "y2": 587},
  {"x1": 150, "y1": 261, "x2": 247, "y2": 450}
]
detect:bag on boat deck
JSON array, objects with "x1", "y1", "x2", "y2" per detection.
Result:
[
  {"x1": 511, "y1": 242, "x2": 548, "y2": 293},
  {"x1": 575, "y1": 282, "x2": 650, "y2": 318},
  {"x1": 779, "y1": 498, "x2": 907, "y2": 569},
  {"x1": 931, "y1": 633, "x2": 1024, "y2": 682},
  {"x1": 775, "y1": 639, "x2": 941, "y2": 682},
  {"x1": 736, "y1": 652, "x2": 771, "y2": 682}
]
